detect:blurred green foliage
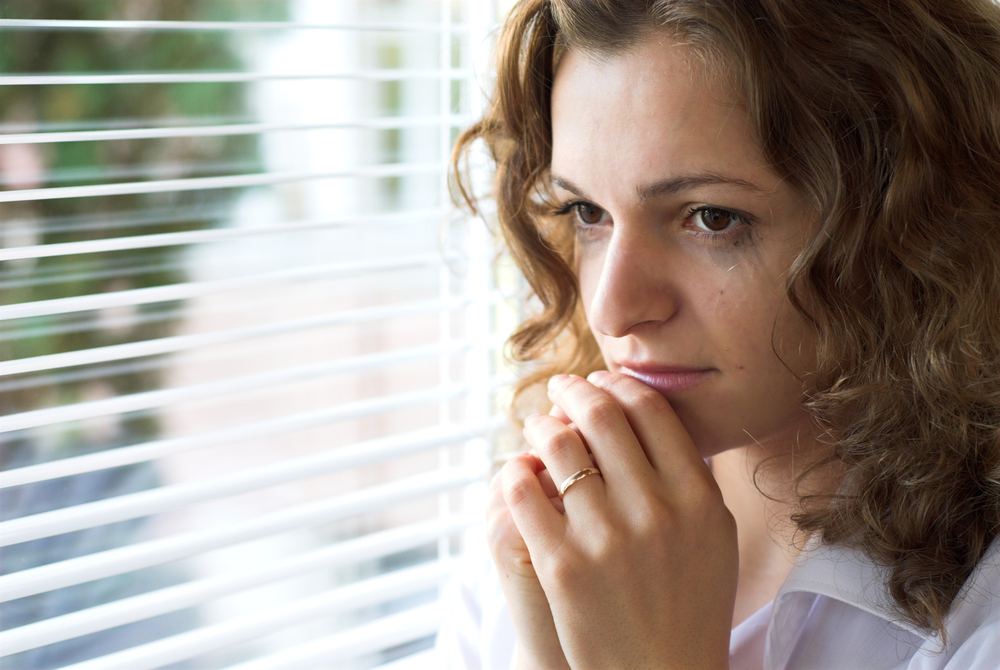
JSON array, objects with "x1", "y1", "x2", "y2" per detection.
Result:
[
  {"x1": 1, "y1": 1, "x2": 287, "y2": 455},
  {"x1": 1, "y1": 5, "x2": 289, "y2": 666}
]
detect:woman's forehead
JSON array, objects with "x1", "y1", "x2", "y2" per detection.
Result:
[
  {"x1": 550, "y1": 44, "x2": 774, "y2": 202},
  {"x1": 555, "y1": 38, "x2": 739, "y2": 107}
]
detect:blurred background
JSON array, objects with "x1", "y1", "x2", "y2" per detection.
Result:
[{"x1": 0, "y1": 1, "x2": 516, "y2": 668}]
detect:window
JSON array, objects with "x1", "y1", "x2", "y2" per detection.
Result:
[{"x1": 0, "y1": 2, "x2": 506, "y2": 668}]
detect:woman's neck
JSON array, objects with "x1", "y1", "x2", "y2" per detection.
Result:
[{"x1": 710, "y1": 441, "x2": 814, "y2": 628}]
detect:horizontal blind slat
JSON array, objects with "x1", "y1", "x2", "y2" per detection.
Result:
[
  {"x1": 0, "y1": 19, "x2": 469, "y2": 33},
  {"x1": 0, "y1": 465, "x2": 485, "y2": 601},
  {"x1": 0, "y1": 116, "x2": 472, "y2": 145},
  {"x1": 0, "y1": 69, "x2": 473, "y2": 86},
  {"x1": 3, "y1": 6, "x2": 493, "y2": 669},
  {"x1": 4, "y1": 158, "x2": 262, "y2": 188},
  {"x1": 1, "y1": 420, "x2": 496, "y2": 544},
  {"x1": 0, "y1": 382, "x2": 500, "y2": 488},
  {"x1": 0, "y1": 160, "x2": 445, "y2": 203},
  {"x1": 0, "y1": 517, "x2": 473, "y2": 655},
  {"x1": 1, "y1": 253, "x2": 454, "y2": 321},
  {"x1": 0, "y1": 293, "x2": 500, "y2": 376},
  {"x1": 3, "y1": 203, "x2": 233, "y2": 237},
  {"x1": 51, "y1": 567, "x2": 447, "y2": 670},
  {"x1": 0, "y1": 338, "x2": 481, "y2": 433},
  {"x1": 224, "y1": 603, "x2": 442, "y2": 670},
  {"x1": 0, "y1": 207, "x2": 450, "y2": 262}
]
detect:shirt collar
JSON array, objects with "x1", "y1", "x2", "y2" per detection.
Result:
[{"x1": 765, "y1": 536, "x2": 938, "y2": 670}]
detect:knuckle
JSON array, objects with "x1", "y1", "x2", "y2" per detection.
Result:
[
  {"x1": 486, "y1": 518, "x2": 533, "y2": 575},
  {"x1": 535, "y1": 427, "x2": 579, "y2": 461},
  {"x1": 631, "y1": 498, "x2": 671, "y2": 534},
  {"x1": 546, "y1": 551, "x2": 582, "y2": 587},
  {"x1": 672, "y1": 477, "x2": 735, "y2": 532},
  {"x1": 579, "y1": 396, "x2": 621, "y2": 430},
  {"x1": 623, "y1": 507, "x2": 677, "y2": 562},
  {"x1": 586, "y1": 524, "x2": 619, "y2": 559},
  {"x1": 628, "y1": 383, "x2": 665, "y2": 413},
  {"x1": 502, "y1": 474, "x2": 535, "y2": 509}
]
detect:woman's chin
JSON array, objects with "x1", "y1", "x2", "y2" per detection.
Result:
[{"x1": 668, "y1": 405, "x2": 736, "y2": 459}]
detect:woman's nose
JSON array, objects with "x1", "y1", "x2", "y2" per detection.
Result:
[{"x1": 584, "y1": 227, "x2": 679, "y2": 338}]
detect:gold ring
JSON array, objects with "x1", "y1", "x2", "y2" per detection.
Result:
[{"x1": 558, "y1": 467, "x2": 602, "y2": 498}]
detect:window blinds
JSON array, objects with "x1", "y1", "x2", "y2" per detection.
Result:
[{"x1": 0, "y1": 2, "x2": 504, "y2": 668}]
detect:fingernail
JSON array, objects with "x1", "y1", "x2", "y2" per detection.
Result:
[
  {"x1": 547, "y1": 374, "x2": 571, "y2": 393},
  {"x1": 523, "y1": 413, "x2": 543, "y2": 426},
  {"x1": 587, "y1": 370, "x2": 610, "y2": 383}
]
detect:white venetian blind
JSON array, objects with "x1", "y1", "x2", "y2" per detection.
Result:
[{"x1": 0, "y1": 2, "x2": 505, "y2": 668}]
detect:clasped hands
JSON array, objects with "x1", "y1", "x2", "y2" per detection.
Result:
[{"x1": 486, "y1": 371, "x2": 738, "y2": 670}]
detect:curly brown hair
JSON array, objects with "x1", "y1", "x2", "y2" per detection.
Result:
[{"x1": 453, "y1": 0, "x2": 1000, "y2": 639}]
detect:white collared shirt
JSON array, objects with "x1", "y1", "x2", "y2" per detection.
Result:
[{"x1": 434, "y1": 528, "x2": 999, "y2": 669}]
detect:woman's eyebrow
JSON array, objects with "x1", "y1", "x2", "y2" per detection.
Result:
[
  {"x1": 550, "y1": 176, "x2": 589, "y2": 198},
  {"x1": 549, "y1": 173, "x2": 767, "y2": 201},
  {"x1": 637, "y1": 173, "x2": 767, "y2": 200}
]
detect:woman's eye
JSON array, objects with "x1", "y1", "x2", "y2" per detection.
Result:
[
  {"x1": 574, "y1": 203, "x2": 606, "y2": 225},
  {"x1": 690, "y1": 207, "x2": 746, "y2": 232}
]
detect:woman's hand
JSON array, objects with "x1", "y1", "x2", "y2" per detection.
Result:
[
  {"x1": 504, "y1": 371, "x2": 738, "y2": 670},
  {"x1": 487, "y1": 451, "x2": 570, "y2": 670}
]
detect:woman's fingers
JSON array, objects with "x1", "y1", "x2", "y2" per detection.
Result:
[
  {"x1": 502, "y1": 451, "x2": 567, "y2": 551},
  {"x1": 548, "y1": 403, "x2": 571, "y2": 424},
  {"x1": 536, "y1": 467, "x2": 566, "y2": 513},
  {"x1": 496, "y1": 374, "x2": 735, "y2": 670},
  {"x1": 513, "y1": 375, "x2": 737, "y2": 670},
  {"x1": 537, "y1": 465, "x2": 558, "y2": 498},
  {"x1": 487, "y1": 456, "x2": 570, "y2": 670},
  {"x1": 523, "y1": 413, "x2": 607, "y2": 509},
  {"x1": 584, "y1": 371, "x2": 713, "y2": 487},
  {"x1": 544, "y1": 374, "x2": 656, "y2": 490},
  {"x1": 548, "y1": 402, "x2": 591, "y2": 455}
]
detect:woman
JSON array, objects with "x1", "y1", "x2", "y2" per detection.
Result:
[{"x1": 438, "y1": 1, "x2": 1000, "y2": 668}]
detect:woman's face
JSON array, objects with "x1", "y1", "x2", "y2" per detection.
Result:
[{"x1": 550, "y1": 40, "x2": 818, "y2": 458}]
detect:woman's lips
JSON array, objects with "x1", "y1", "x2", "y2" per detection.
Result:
[{"x1": 618, "y1": 366, "x2": 714, "y2": 394}]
